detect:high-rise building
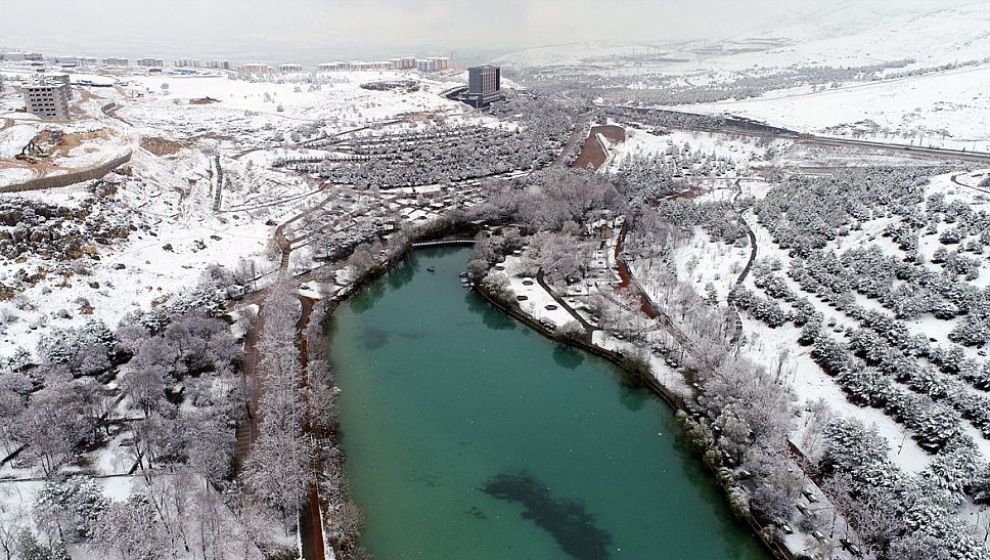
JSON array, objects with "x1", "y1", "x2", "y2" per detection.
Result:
[
  {"x1": 137, "y1": 57, "x2": 164, "y2": 68},
  {"x1": 464, "y1": 65, "x2": 503, "y2": 107}
]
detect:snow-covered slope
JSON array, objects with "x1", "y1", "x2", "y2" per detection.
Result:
[{"x1": 496, "y1": 1, "x2": 990, "y2": 72}]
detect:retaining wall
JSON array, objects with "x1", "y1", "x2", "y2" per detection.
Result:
[{"x1": 0, "y1": 151, "x2": 132, "y2": 194}]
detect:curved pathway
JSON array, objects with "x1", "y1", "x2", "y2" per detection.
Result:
[
  {"x1": 534, "y1": 269, "x2": 596, "y2": 332},
  {"x1": 101, "y1": 102, "x2": 133, "y2": 127},
  {"x1": 950, "y1": 173, "x2": 990, "y2": 196},
  {"x1": 553, "y1": 114, "x2": 591, "y2": 167},
  {"x1": 613, "y1": 221, "x2": 701, "y2": 357}
]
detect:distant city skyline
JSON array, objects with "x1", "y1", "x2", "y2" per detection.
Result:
[{"x1": 1, "y1": 0, "x2": 929, "y2": 67}]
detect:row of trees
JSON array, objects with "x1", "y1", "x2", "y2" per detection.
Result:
[
  {"x1": 286, "y1": 89, "x2": 585, "y2": 190},
  {"x1": 469, "y1": 169, "x2": 626, "y2": 232},
  {"x1": 623, "y1": 176, "x2": 990, "y2": 557},
  {"x1": 617, "y1": 209, "x2": 810, "y2": 537},
  {"x1": 0, "y1": 253, "x2": 329, "y2": 558},
  {"x1": 515, "y1": 58, "x2": 917, "y2": 107},
  {"x1": 728, "y1": 168, "x2": 990, "y2": 557},
  {"x1": 820, "y1": 418, "x2": 990, "y2": 559},
  {"x1": 240, "y1": 281, "x2": 315, "y2": 530}
]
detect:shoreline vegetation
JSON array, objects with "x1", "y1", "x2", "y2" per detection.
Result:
[
  {"x1": 301, "y1": 220, "x2": 790, "y2": 560},
  {"x1": 468, "y1": 254, "x2": 795, "y2": 560},
  {"x1": 298, "y1": 218, "x2": 482, "y2": 560}
]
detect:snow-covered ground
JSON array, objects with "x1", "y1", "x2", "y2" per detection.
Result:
[
  {"x1": 607, "y1": 126, "x2": 782, "y2": 173},
  {"x1": 501, "y1": 1, "x2": 990, "y2": 153},
  {"x1": 117, "y1": 71, "x2": 465, "y2": 141},
  {"x1": 0, "y1": 66, "x2": 491, "y2": 362},
  {"x1": 686, "y1": 64, "x2": 990, "y2": 151},
  {"x1": 668, "y1": 227, "x2": 748, "y2": 302},
  {"x1": 498, "y1": 255, "x2": 577, "y2": 329},
  {"x1": 498, "y1": 1, "x2": 990, "y2": 76}
]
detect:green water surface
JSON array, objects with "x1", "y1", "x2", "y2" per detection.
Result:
[{"x1": 329, "y1": 246, "x2": 770, "y2": 560}]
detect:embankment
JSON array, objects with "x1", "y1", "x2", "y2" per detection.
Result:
[{"x1": 0, "y1": 151, "x2": 132, "y2": 194}]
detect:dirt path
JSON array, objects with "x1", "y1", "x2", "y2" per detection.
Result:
[
  {"x1": 571, "y1": 125, "x2": 626, "y2": 171},
  {"x1": 232, "y1": 309, "x2": 264, "y2": 472},
  {"x1": 296, "y1": 295, "x2": 327, "y2": 560},
  {"x1": 614, "y1": 219, "x2": 705, "y2": 359},
  {"x1": 101, "y1": 102, "x2": 133, "y2": 127},
  {"x1": 615, "y1": 182, "x2": 756, "y2": 349},
  {"x1": 233, "y1": 293, "x2": 327, "y2": 560},
  {"x1": 553, "y1": 115, "x2": 591, "y2": 167}
]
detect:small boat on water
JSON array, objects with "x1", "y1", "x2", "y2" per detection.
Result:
[{"x1": 427, "y1": 266, "x2": 436, "y2": 273}]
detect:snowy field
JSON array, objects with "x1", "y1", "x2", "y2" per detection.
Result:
[
  {"x1": 685, "y1": 65, "x2": 990, "y2": 151},
  {"x1": 500, "y1": 0, "x2": 990, "y2": 154},
  {"x1": 0, "y1": 66, "x2": 491, "y2": 362}
]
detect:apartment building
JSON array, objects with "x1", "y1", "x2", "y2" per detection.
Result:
[{"x1": 24, "y1": 76, "x2": 72, "y2": 119}]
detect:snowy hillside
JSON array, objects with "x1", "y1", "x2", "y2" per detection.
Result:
[{"x1": 497, "y1": 1, "x2": 990, "y2": 72}]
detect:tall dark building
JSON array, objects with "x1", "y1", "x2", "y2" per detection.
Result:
[{"x1": 464, "y1": 65, "x2": 503, "y2": 108}]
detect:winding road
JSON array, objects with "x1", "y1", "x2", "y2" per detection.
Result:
[
  {"x1": 950, "y1": 173, "x2": 990, "y2": 196},
  {"x1": 609, "y1": 106, "x2": 990, "y2": 164}
]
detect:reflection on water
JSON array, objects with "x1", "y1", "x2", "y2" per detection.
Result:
[
  {"x1": 618, "y1": 379, "x2": 648, "y2": 412},
  {"x1": 552, "y1": 345, "x2": 585, "y2": 370},
  {"x1": 332, "y1": 246, "x2": 771, "y2": 560},
  {"x1": 387, "y1": 259, "x2": 417, "y2": 291},
  {"x1": 483, "y1": 470, "x2": 614, "y2": 560},
  {"x1": 466, "y1": 292, "x2": 517, "y2": 331},
  {"x1": 349, "y1": 291, "x2": 375, "y2": 314},
  {"x1": 362, "y1": 326, "x2": 389, "y2": 350}
]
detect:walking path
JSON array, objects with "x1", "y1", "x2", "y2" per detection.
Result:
[{"x1": 296, "y1": 296, "x2": 327, "y2": 560}]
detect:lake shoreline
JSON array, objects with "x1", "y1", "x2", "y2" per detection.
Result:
[
  {"x1": 471, "y1": 269, "x2": 792, "y2": 560},
  {"x1": 312, "y1": 236, "x2": 786, "y2": 560}
]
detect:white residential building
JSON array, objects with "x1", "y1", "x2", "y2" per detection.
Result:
[{"x1": 137, "y1": 57, "x2": 164, "y2": 67}]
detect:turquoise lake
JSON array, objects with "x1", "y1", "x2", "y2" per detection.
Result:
[{"x1": 329, "y1": 246, "x2": 770, "y2": 560}]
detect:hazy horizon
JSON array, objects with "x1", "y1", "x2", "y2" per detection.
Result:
[
  {"x1": 0, "y1": 0, "x2": 876, "y2": 65},
  {"x1": 0, "y1": 0, "x2": 968, "y2": 67}
]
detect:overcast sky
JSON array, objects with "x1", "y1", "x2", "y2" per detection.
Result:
[{"x1": 0, "y1": 0, "x2": 933, "y2": 64}]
